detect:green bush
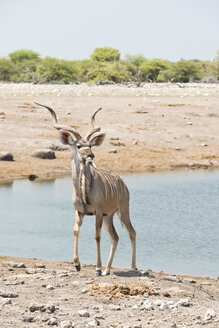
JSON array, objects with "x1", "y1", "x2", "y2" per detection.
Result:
[
  {"x1": 10, "y1": 59, "x2": 39, "y2": 82},
  {"x1": 86, "y1": 61, "x2": 132, "y2": 82},
  {"x1": 36, "y1": 58, "x2": 79, "y2": 83},
  {"x1": 0, "y1": 58, "x2": 16, "y2": 81},
  {"x1": 91, "y1": 47, "x2": 120, "y2": 62},
  {"x1": 9, "y1": 49, "x2": 40, "y2": 64},
  {"x1": 125, "y1": 54, "x2": 146, "y2": 68},
  {"x1": 140, "y1": 59, "x2": 170, "y2": 82},
  {"x1": 1, "y1": 48, "x2": 218, "y2": 84}
]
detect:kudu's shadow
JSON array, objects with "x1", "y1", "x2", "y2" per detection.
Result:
[{"x1": 113, "y1": 270, "x2": 155, "y2": 278}]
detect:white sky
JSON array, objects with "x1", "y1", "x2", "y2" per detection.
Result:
[{"x1": 1, "y1": 0, "x2": 219, "y2": 62}]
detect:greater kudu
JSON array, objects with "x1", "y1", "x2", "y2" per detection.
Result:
[{"x1": 35, "y1": 102, "x2": 136, "y2": 275}]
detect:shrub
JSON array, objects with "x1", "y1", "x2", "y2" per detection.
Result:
[
  {"x1": 91, "y1": 47, "x2": 120, "y2": 62},
  {"x1": 86, "y1": 61, "x2": 132, "y2": 82},
  {"x1": 167, "y1": 60, "x2": 203, "y2": 82},
  {"x1": 125, "y1": 54, "x2": 146, "y2": 68},
  {"x1": 36, "y1": 58, "x2": 79, "y2": 83},
  {"x1": 0, "y1": 58, "x2": 16, "y2": 81},
  {"x1": 9, "y1": 49, "x2": 40, "y2": 64},
  {"x1": 140, "y1": 59, "x2": 170, "y2": 82}
]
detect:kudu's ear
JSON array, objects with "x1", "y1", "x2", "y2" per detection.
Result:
[
  {"x1": 59, "y1": 130, "x2": 75, "y2": 146},
  {"x1": 90, "y1": 133, "x2": 105, "y2": 147}
]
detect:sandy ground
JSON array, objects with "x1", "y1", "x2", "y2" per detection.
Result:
[
  {"x1": 0, "y1": 256, "x2": 218, "y2": 328},
  {"x1": 0, "y1": 84, "x2": 219, "y2": 327},
  {"x1": 0, "y1": 83, "x2": 219, "y2": 183}
]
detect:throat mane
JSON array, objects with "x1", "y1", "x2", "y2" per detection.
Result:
[{"x1": 79, "y1": 164, "x2": 91, "y2": 205}]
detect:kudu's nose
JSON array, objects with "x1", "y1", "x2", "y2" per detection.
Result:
[{"x1": 89, "y1": 153, "x2": 95, "y2": 160}]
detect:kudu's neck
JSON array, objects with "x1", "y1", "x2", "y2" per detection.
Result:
[{"x1": 71, "y1": 150, "x2": 92, "y2": 203}]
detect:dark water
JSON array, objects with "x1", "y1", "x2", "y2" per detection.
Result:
[{"x1": 0, "y1": 171, "x2": 218, "y2": 277}]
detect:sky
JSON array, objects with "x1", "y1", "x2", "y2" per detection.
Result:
[{"x1": 1, "y1": 0, "x2": 219, "y2": 62}]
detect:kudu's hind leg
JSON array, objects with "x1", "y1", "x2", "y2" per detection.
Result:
[
  {"x1": 73, "y1": 211, "x2": 84, "y2": 271},
  {"x1": 117, "y1": 209, "x2": 137, "y2": 270},
  {"x1": 102, "y1": 215, "x2": 119, "y2": 276}
]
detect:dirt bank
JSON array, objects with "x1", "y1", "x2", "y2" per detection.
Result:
[
  {"x1": 0, "y1": 256, "x2": 218, "y2": 328},
  {"x1": 0, "y1": 83, "x2": 219, "y2": 183}
]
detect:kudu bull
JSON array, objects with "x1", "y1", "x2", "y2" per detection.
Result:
[{"x1": 35, "y1": 103, "x2": 136, "y2": 276}]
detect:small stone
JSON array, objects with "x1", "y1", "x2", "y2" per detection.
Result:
[
  {"x1": 1, "y1": 298, "x2": 12, "y2": 305},
  {"x1": 86, "y1": 319, "x2": 100, "y2": 327},
  {"x1": 154, "y1": 299, "x2": 162, "y2": 306},
  {"x1": 46, "y1": 284, "x2": 54, "y2": 290},
  {"x1": 194, "y1": 320, "x2": 202, "y2": 325},
  {"x1": 4, "y1": 261, "x2": 26, "y2": 268},
  {"x1": 177, "y1": 298, "x2": 191, "y2": 307},
  {"x1": 170, "y1": 323, "x2": 177, "y2": 328},
  {"x1": 109, "y1": 149, "x2": 117, "y2": 153},
  {"x1": 200, "y1": 143, "x2": 208, "y2": 147},
  {"x1": 47, "y1": 317, "x2": 58, "y2": 326},
  {"x1": 31, "y1": 149, "x2": 56, "y2": 159},
  {"x1": 22, "y1": 316, "x2": 34, "y2": 322},
  {"x1": 0, "y1": 152, "x2": 13, "y2": 161},
  {"x1": 46, "y1": 305, "x2": 56, "y2": 313},
  {"x1": 29, "y1": 304, "x2": 41, "y2": 312},
  {"x1": 132, "y1": 304, "x2": 138, "y2": 309},
  {"x1": 133, "y1": 141, "x2": 138, "y2": 145},
  {"x1": 110, "y1": 137, "x2": 119, "y2": 140},
  {"x1": 160, "y1": 302, "x2": 169, "y2": 310},
  {"x1": 29, "y1": 174, "x2": 38, "y2": 181},
  {"x1": 94, "y1": 315, "x2": 104, "y2": 320},
  {"x1": 162, "y1": 291, "x2": 171, "y2": 297},
  {"x1": 60, "y1": 320, "x2": 74, "y2": 328},
  {"x1": 78, "y1": 309, "x2": 90, "y2": 317},
  {"x1": 34, "y1": 263, "x2": 46, "y2": 268},
  {"x1": 204, "y1": 308, "x2": 216, "y2": 321},
  {"x1": 48, "y1": 143, "x2": 69, "y2": 151},
  {"x1": 81, "y1": 288, "x2": 89, "y2": 294},
  {"x1": 143, "y1": 301, "x2": 154, "y2": 310},
  {"x1": 0, "y1": 292, "x2": 18, "y2": 298},
  {"x1": 187, "y1": 122, "x2": 193, "y2": 125}
]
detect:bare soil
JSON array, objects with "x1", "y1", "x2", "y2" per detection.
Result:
[
  {"x1": 0, "y1": 256, "x2": 218, "y2": 328},
  {"x1": 0, "y1": 83, "x2": 219, "y2": 183}
]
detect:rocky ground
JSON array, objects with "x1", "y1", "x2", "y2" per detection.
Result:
[
  {"x1": 0, "y1": 83, "x2": 219, "y2": 183},
  {"x1": 0, "y1": 256, "x2": 218, "y2": 328}
]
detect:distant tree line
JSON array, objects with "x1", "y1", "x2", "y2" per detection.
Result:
[{"x1": 0, "y1": 47, "x2": 219, "y2": 84}]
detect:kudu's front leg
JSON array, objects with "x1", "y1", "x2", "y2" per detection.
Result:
[
  {"x1": 95, "y1": 213, "x2": 103, "y2": 276},
  {"x1": 73, "y1": 210, "x2": 84, "y2": 271}
]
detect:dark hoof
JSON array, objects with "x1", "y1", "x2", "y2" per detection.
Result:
[
  {"x1": 75, "y1": 264, "x2": 81, "y2": 272},
  {"x1": 96, "y1": 269, "x2": 102, "y2": 276}
]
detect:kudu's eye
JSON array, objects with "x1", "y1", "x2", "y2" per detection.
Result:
[{"x1": 76, "y1": 145, "x2": 81, "y2": 149}]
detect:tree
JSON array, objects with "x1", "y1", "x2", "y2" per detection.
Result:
[
  {"x1": 140, "y1": 59, "x2": 169, "y2": 82},
  {"x1": 36, "y1": 57, "x2": 78, "y2": 83},
  {"x1": 9, "y1": 49, "x2": 40, "y2": 64},
  {"x1": 86, "y1": 61, "x2": 132, "y2": 82},
  {"x1": 125, "y1": 54, "x2": 146, "y2": 68},
  {"x1": 168, "y1": 60, "x2": 203, "y2": 82},
  {"x1": 0, "y1": 58, "x2": 16, "y2": 81},
  {"x1": 90, "y1": 47, "x2": 120, "y2": 62}
]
